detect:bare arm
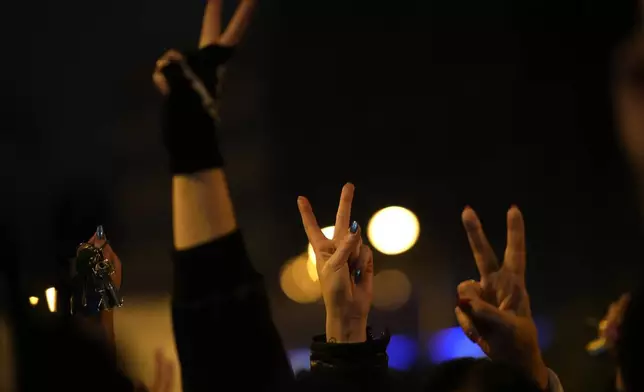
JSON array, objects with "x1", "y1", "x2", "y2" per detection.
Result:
[
  {"x1": 155, "y1": 3, "x2": 294, "y2": 389},
  {"x1": 172, "y1": 169, "x2": 236, "y2": 249},
  {"x1": 199, "y1": 0, "x2": 256, "y2": 48},
  {"x1": 198, "y1": 0, "x2": 222, "y2": 48}
]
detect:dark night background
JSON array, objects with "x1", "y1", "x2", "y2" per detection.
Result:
[{"x1": 1, "y1": 0, "x2": 643, "y2": 390}]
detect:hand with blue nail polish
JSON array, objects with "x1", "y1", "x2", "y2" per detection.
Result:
[{"x1": 297, "y1": 183, "x2": 374, "y2": 343}]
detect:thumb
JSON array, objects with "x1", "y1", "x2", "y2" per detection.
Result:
[
  {"x1": 455, "y1": 306, "x2": 481, "y2": 344},
  {"x1": 469, "y1": 297, "x2": 514, "y2": 327},
  {"x1": 328, "y1": 222, "x2": 361, "y2": 271}
]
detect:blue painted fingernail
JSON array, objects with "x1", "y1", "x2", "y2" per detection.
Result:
[
  {"x1": 96, "y1": 225, "x2": 105, "y2": 240},
  {"x1": 349, "y1": 221, "x2": 358, "y2": 234},
  {"x1": 354, "y1": 268, "x2": 362, "y2": 284}
]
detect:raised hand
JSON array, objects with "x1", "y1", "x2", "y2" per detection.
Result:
[
  {"x1": 455, "y1": 206, "x2": 549, "y2": 389},
  {"x1": 152, "y1": 50, "x2": 185, "y2": 96},
  {"x1": 297, "y1": 183, "x2": 374, "y2": 343}
]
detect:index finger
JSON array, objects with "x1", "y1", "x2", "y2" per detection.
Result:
[
  {"x1": 503, "y1": 206, "x2": 526, "y2": 278},
  {"x1": 297, "y1": 196, "x2": 327, "y2": 248},
  {"x1": 333, "y1": 183, "x2": 355, "y2": 240},
  {"x1": 462, "y1": 207, "x2": 499, "y2": 279}
]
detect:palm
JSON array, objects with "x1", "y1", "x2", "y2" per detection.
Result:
[{"x1": 317, "y1": 244, "x2": 372, "y2": 316}]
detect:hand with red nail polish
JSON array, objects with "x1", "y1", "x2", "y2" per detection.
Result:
[
  {"x1": 455, "y1": 206, "x2": 549, "y2": 390},
  {"x1": 297, "y1": 183, "x2": 373, "y2": 343}
]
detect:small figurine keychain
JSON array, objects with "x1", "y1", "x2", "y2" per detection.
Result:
[{"x1": 71, "y1": 225, "x2": 123, "y2": 316}]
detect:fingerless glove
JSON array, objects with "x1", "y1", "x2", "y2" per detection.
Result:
[{"x1": 161, "y1": 44, "x2": 235, "y2": 174}]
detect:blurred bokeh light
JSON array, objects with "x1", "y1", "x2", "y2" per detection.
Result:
[
  {"x1": 287, "y1": 348, "x2": 311, "y2": 374},
  {"x1": 45, "y1": 287, "x2": 57, "y2": 312},
  {"x1": 428, "y1": 326, "x2": 486, "y2": 363},
  {"x1": 367, "y1": 207, "x2": 419, "y2": 255},
  {"x1": 387, "y1": 334, "x2": 418, "y2": 370},
  {"x1": 281, "y1": 253, "x2": 322, "y2": 303},
  {"x1": 372, "y1": 269, "x2": 412, "y2": 310},
  {"x1": 306, "y1": 226, "x2": 335, "y2": 281},
  {"x1": 28, "y1": 296, "x2": 39, "y2": 306},
  {"x1": 114, "y1": 296, "x2": 181, "y2": 392},
  {"x1": 428, "y1": 317, "x2": 554, "y2": 363}
]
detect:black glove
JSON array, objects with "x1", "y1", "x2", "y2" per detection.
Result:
[{"x1": 161, "y1": 44, "x2": 236, "y2": 174}]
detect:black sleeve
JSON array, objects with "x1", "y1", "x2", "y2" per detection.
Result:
[
  {"x1": 308, "y1": 329, "x2": 391, "y2": 391},
  {"x1": 171, "y1": 231, "x2": 294, "y2": 392}
]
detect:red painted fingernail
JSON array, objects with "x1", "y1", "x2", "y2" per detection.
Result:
[{"x1": 465, "y1": 331, "x2": 477, "y2": 343}]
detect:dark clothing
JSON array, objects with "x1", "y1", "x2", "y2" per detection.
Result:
[
  {"x1": 308, "y1": 330, "x2": 391, "y2": 392},
  {"x1": 171, "y1": 231, "x2": 294, "y2": 392}
]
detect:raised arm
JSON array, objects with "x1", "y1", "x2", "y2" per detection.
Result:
[
  {"x1": 199, "y1": 0, "x2": 256, "y2": 48},
  {"x1": 154, "y1": 2, "x2": 293, "y2": 390}
]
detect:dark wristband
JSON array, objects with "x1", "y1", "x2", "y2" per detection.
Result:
[{"x1": 310, "y1": 327, "x2": 390, "y2": 373}]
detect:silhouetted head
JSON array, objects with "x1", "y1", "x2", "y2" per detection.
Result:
[
  {"x1": 3, "y1": 312, "x2": 133, "y2": 392},
  {"x1": 425, "y1": 358, "x2": 542, "y2": 392},
  {"x1": 618, "y1": 289, "x2": 644, "y2": 392}
]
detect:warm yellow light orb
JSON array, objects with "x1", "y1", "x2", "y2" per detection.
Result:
[
  {"x1": 280, "y1": 253, "x2": 322, "y2": 304},
  {"x1": 28, "y1": 296, "x2": 39, "y2": 306},
  {"x1": 45, "y1": 287, "x2": 57, "y2": 313},
  {"x1": 372, "y1": 270, "x2": 412, "y2": 311},
  {"x1": 306, "y1": 226, "x2": 335, "y2": 281},
  {"x1": 367, "y1": 206, "x2": 420, "y2": 255}
]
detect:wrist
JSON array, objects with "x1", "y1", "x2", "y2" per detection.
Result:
[
  {"x1": 526, "y1": 354, "x2": 550, "y2": 390},
  {"x1": 325, "y1": 315, "x2": 367, "y2": 343}
]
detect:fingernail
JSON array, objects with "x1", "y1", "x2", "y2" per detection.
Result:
[
  {"x1": 465, "y1": 330, "x2": 477, "y2": 343},
  {"x1": 96, "y1": 225, "x2": 105, "y2": 240},
  {"x1": 349, "y1": 221, "x2": 358, "y2": 234},
  {"x1": 353, "y1": 268, "x2": 362, "y2": 284},
  {"x1": 457, "y1": 298, "x2": 472, "y2": 312}
]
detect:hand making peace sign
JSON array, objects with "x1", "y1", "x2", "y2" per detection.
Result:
[
  {"x1": 456, "y1": 206, "x2": 549, "y2": 389},
  {"x1": 297, "y1": 183, "x2": 374, "y2": 343}
]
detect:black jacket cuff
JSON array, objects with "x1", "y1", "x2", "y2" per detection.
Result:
[
  {"x1": 310, "y1": 328, "x2": 389, "y2": 374},
  {"x1": 172, "y1": 231, "x2": 260, "y2": 303}
]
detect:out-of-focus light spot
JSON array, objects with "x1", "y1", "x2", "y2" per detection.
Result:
[
  {"x1": 367, "y1": 207, "x2": 419, "y2": 255},
  {"x1": 428, "y1": 317, "x2": 554, "y2": 363},
  {"x1": 534, "y1": 316, "x2": 554, "y2": 351},
  {"x1": 428, "y1": 326, "x2": 486, "y2": 363},
  {"x1": 45, "y1": 287, "x2": 57, "y2": 313},
  {"x1": 307, "y1": 226, "x2": 335, "y2": 265},
  {"x1": 306, "y1": 260, "x2": 318, "y2": 282},
  {"x1": 287, "y1": 348, "x2": 311, "y2": 373},
  {"x1": 372, "y1": 270, "x2": 412, "y2": 311},
  {"x1": 28, "y1": 297, "x2": 39, "y2": 306},
  {"x1": 306, "y1": 226, "x2": 334, "y2": 281},
  {"x1": 281, "y1": 253, "x2": 321, "y2": 304},
  {"x1": 387, "y1": 335, "x2": 417, "y2": 370}
]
